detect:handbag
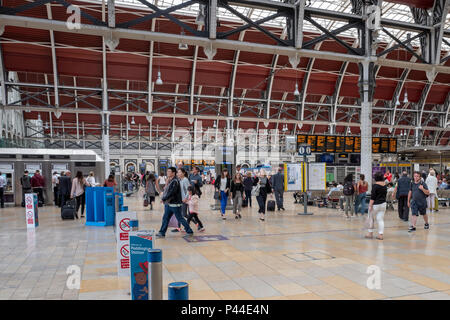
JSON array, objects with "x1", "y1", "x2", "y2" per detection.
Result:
[
  {"x1": 251, "y1": 184, "x2": 260, "y2": 197},
  {"x1": 143, "y1": 194, "x2": 149, "y2": 207}
]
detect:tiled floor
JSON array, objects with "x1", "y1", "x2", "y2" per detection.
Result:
[{"x1": 1, "y1": 185, "x2": 450, "y2": 300}]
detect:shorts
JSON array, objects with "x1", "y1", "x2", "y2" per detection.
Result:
[{"x1": 411, "y1": 201, "x2": 427, "y2": 216}]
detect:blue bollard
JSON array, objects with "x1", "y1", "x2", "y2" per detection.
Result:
[{"x1": 168, "y1": 282, "x2": 189, "y2": 300}]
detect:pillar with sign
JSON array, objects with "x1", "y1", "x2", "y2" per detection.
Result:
[
  {"x1": 116, "y1": 211, "x2": 137, "y2": 277},
  {"x1": 25, "y1": 193, "x2": 39, "y2": 228}
]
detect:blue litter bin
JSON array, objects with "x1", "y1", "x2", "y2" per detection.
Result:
[
  {"x1": 168, "y1": 282, "x2": 189, "y2": 300},
  {"x1": 85, "y1": 187, "x2": 115, "y2": 226}
]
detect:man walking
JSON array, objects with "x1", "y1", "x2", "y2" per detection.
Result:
[
  {"x1": 156, "y1": 167, "x2": 193, "y2": 238},
  {"x1": 0, "y1": 172, "x2": 6, "y2": 208},
  {"x1": 189, "y1": 166, "x2": 203, "y2": 198},
  {"x1": 393, "y1": 171, "x2": 411, "y2": 221},
  {"x1": 20, "y1": 171, "x2": 32, "y2": 207},
  {"x1": 408, "y1": 171, "x2": 431, "y2": 232},
  {"x1": 31, "y1": 170, "x2": 45, "y2": 205},
  {"x1": 58, "y1": 171, "x2": 72, "y2": 208},
  {"x1": 271, "y1": 167, "x2": 285, "y2": 211}
]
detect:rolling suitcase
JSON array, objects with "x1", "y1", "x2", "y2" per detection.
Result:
[
  {"x1": 61, "y1": 199, "x2": 76, "y2": 220},
  {"x1": 267, "y1": 200, "x2": 276, "y2": 211}
]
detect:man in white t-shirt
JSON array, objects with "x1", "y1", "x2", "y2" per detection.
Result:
[{"x1": 52, "y1": 172, "x2": 60, "y2": 206}]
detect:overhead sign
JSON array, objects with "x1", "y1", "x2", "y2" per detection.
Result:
[
  {"x1": 298, "y1": 145, "x2": 312, "y2": 156},
  {"x1": 297, "y1": 135, "x2": 397, "y2": 153},
  {"x1": 116, "y1": 211, "x2": 137, "y2": 277}
]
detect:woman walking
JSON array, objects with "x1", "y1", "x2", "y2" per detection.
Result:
[
  {"x1": 70, "y1": 171, "x2": 89, "y2": 219},
  {"x1": 214, "y1": 169, "x2": 231, "y2": 220},
  {"x1": 253, "y1": 169, "x2": 272, "y2": 221},
  {"x1": 243, "y1": 172, "x2": 254, "y2": 208},
  {"x1": 366, "y1": 172, "x2": 387, "y2": 240},
  {"x1": 355, "y1": 174, "x2": 368, "y2": 215},
  {"x1": 156, "y1": 171, "x2": 167, "y2": 194},
  {"x1": 231, "y1": 173, "x2": 244, "y2": 219},
  {"x1": 145, "y1": 173, "x2": 157, "y2": 210},
  {"x1": 425, "y1": 169, "x2": 438, "y2": 214},
  {"x1": 86, "y1": 171, "x2": 96, "y2": 187}
]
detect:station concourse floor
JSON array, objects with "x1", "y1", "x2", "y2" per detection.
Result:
[{"x1": 1, "y1": 186, "x2": 450, "y2": 300}]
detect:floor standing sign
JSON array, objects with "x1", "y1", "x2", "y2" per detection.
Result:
[
  {"x1": 25, "y1": 193, "x2": 39, "y2": 228},
  {"x1": 129, "y1": 230, "x2": 156, "y2": 300},
  {"x1": 115, "y1": 211, "x2": 137, "y2": 277}
]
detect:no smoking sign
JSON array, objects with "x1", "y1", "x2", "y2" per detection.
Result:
[
  {"x1": 119, "y1": 218, "x2": 130, "y2": 232},
  {"x1": 120, "y1": 244, "x2": 129, "y2": 258}
]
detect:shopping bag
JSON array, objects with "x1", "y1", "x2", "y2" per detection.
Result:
[
  {"x1": 143, "y1": 194, "x2": 149, "y2": 207},
  {"x1": 251, "y1": 185, "x2": 260, "y2": 197},
  {"x1": 168, "y1": 215, "x2": 179, "y2": 228}
]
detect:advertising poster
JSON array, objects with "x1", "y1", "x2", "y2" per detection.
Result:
[
  {"x1": 285, "y1": 163, "x2": 303, "y2": 192},
  {"x1": 116, "y1": 211, "x2": 137, "y2": 277},
  {"x1": 308, "y1": 163, "x2": 326, "y2": 191},
  {"x1": 130, "y1": 230, "x2": 156, "y2": 300}
]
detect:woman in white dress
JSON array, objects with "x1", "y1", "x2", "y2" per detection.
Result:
[{"x1": 425, "y1": 169, "x2": 438, "y2": 214}]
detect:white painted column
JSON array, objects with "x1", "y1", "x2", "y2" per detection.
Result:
[{"x1": 360, "y1": 60, "x2": 373, "y2": 191}]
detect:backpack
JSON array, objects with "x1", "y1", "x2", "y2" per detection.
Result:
[{"x1": 343, "y1": 182, "x2": 354, "y2": 196}]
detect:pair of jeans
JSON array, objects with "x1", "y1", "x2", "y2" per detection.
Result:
[
  {"x1": 220, "y1": 191, "x2": 228, "y2": 215},
  {"x1": 398, "y1": 195, "x2": 409, "y2": 221},
  {"x1": 355, "y1": 193, "x2": 367, "y2": 214},
  {"x1": 177, "y1": 203, "x2": 189, "y2": 229},
  {"x1": 233, "y1": 193, "x2": 242, "y2": 214},
  {"x1": 344, "y1": 195, "x2": 355, "y2": 216},
  {"x1": 256, "y1": 189, "x2": 267, "y2": 214},
  {"x1": 244, "y1": 189, "x2": 252, "y2": 207},
  {"x1": 33, "y1": 187, "x2": 44, "y2": 204},
  {"x1": 53, "y1": 186, "x2": 59, "y2": 206},
  {"x1": 159, "y1": 204, "x2": 193, "y2": 236},
  {"x1": 75, "y1": 193, "x2": 85, "y2": 216},
  {"x1": 274, "y1": 189, "x2": 284, "y2": 209}
]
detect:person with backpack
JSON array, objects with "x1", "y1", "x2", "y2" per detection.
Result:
[
  {"x1": 408, "y1": 171, "x2": 431, "y2": 232},
  {"x1": 393, "y1": 171, "x2": 411, "y2": 222},
  {"x1": 70, "y1": 171, "x2": 89, "y2": 219},
  {"x1": 343, "y1": 174, "x2": 356, "y2": 218},
  {"x1": 20, "y1": 171, "x2": 32, "y2": 207}
]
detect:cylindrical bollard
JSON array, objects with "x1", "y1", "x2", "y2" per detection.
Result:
[
  {"x1": 168, "y1": 282, "x2": 189, "y2": 300},
  {"x1": 130, "y1": 219, "x2": 139, "y2": 231},
  {"x1": 148, "y1": 249, "x2": 163, "y2": 300}
]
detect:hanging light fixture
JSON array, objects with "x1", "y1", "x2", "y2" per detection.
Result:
[
  {"x1": 403, "y1": 89, "x2": 408, "y2": 103},
  {"x1": 131, "y1": 116, "x2": 135, "y2": 125},
  {"x1": 347, "y1": 127, "x2": 351, "y2": 135},
  {"x1": 178, "y1": 30, "x2": 188, "y2": 50},
  {"x1": 37, "y1": 113, "x2": 41, "y2": 121},
  {"x1": 395, "y1": 97, "x2": 401, "y2": 106},
  {"x1": 293, "y1": 83, "x2": 300, "y2": 96},
  {"x1": 155, "y1": 21, "x2": 163, "y2": 85},
  {"x1": 196, "y1": 4, "x2": 206, "y2": 26},
  {"x1": 212, "y1": 120, "x2": 217, "y2": 128}
]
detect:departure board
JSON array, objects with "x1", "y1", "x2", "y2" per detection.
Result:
[
  {"x1": 316, "y1": 135, "x2": 326, "y2": 152},
  {"x1": 335, "y1": 136, "x2": 345, "y2": 152},
  {"x1": 389, "y1": 138, "x2": 397, "y2": 153},
  {"x1": 344, "y1": 137, "x2": 354, "y2": 153},
  {"x1": 380, "y1": 138, "x2": 390, "y2": 153},
  {"x1": 354, "y1": 137, "x2": 361, "y2": 153},
  {"x1": 297, "y1": 135, "x2": 307, "y2": 144},
  {"x1": 326, "y1": 136, "x2": 336, "y2": 152},
  {"x1": 372, "y1": 137, "x2": 381, "y2": 153},
  {"x1": 297, "y1": 135, "x2": 396, "y2": 154},
  {"x1": 307, "y1": 135, "x2": 317, "y2": 152}
]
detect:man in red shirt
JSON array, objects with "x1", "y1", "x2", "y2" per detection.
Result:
[
  {"x1": 384, "y1": 169, "x2": 392, "y2": 183},
  {"x1": 31, "y1": 170, "x2": 45, "y2": 205}
]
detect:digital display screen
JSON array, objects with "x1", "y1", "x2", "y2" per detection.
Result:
[
  {"x1": 335, "y1": 136, "x2": 345, "y2": 152},
  {"x1": 344, "y1": 137, "x2": 354, "y2": 153},
  {"x1": 297, "y1": 135, "x2": 396, "y2": 154},
  {"x1": 316, "y1": 136, "x2": 326, "y2": 152},
  {"x1": 326, "y1": 136, "x2": 336, "y2": 153},
  {"x1": 381, "y1": 138, "x2": 390, "y2": 153},
  {"x1": 319, "y1": 154, "x2": 335, "y2": 163},
  {"x1": 307, "y1": 136, "x2": 317, "y2": 152},
  {"x1": 354, "y1": 137, "x2": 361, "y2": 153}
]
